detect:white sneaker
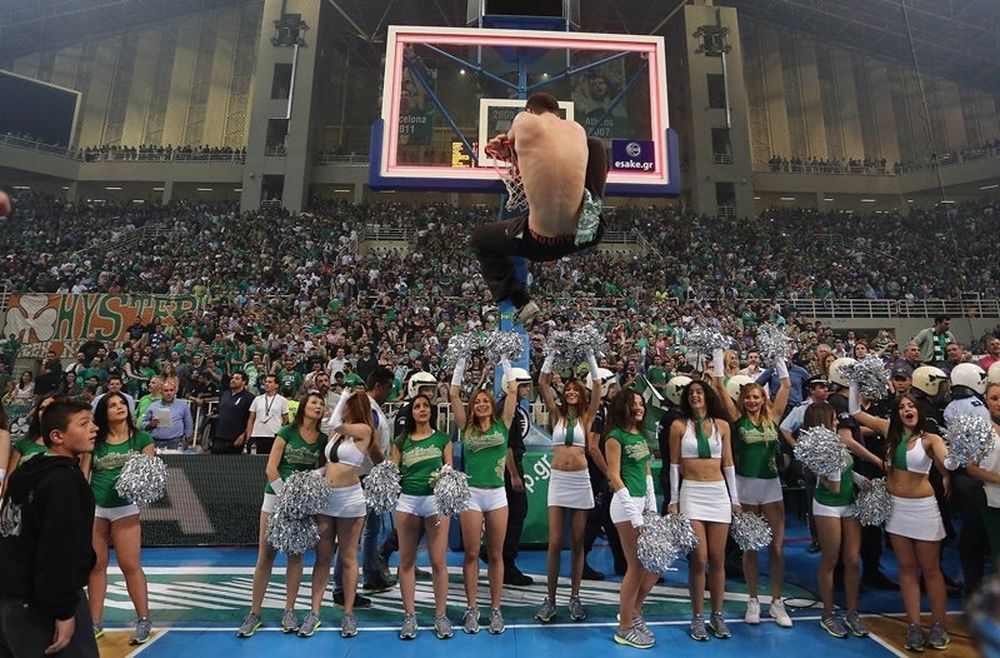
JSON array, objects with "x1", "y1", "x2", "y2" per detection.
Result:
[
  {"x1": 744, "y1": 598, "x2": 760, "y2": 625},
  {"x1": 769, "y1": 599, "x2": 793, "y2": 628}
]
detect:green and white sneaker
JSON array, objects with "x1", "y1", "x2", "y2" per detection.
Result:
[
  {"x1": 535, "y1": 598, "x2": 557, "y2": 623},
  {"x1": 614, "y1": 626, "x2": 654, "y2": 649},
  {"x1": 281, "y1": 609, "x2": 300, "y2": 634},
  {"x1": 129, "y1": 618, "x2": 153, "y2": 645},
  {"x1": 844, "y1": 612, "x2": 869, "y2": 637},
  {"x1": 297, "y1": 611, "x2": 321, "y2": 637},
  {"x1": 434, "y1": 614, "x2": 453, "y2": 639},
  {"x1": 488, "y1": 608, "x2": 505, "y2": 635},
  {"x1": 237, "y1": 612, "x2": 262, "y2": 638},
  {"x1": 340, "y1": 613, "x2": 358, "y2": 638},
  {"x1": 399, "y1": 613, "x2": 417, "y2": 640},
  {"x1": 462, "y1": 607, "x2": 480, "y2": 634}
]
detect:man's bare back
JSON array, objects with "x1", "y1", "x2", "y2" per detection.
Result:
[{"x1": 503, "y1": 111, "x2": 588, "y2": 237}]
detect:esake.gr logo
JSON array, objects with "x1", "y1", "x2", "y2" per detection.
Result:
[{"x1": 611, "y1": 139, "x2": 656, "y2": 172}]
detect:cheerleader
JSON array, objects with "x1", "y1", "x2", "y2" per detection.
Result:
[
  {"x1": 79, "y1": 393, "x2": 155, "y2": 643},
  {"x1": 448, "y1": 356, "x2": 518, "y2": 635},
  {"x1": 714, "y1": 349, "x2": 792, "y2": 627},
  {"x1": 802, "y1": 401, "x2": 879, "y2": 639},
  {"x1": 849, "y1": 385, "x2": 950, "y2": 651},
  {"x1": 392, "y1": 394, "x2": 453, "y2": 640},
  {"x1": 667, "y1": 379, "x2": 740, "y2": 641},
  {"x1": 4, "y1": 394, "x2": 66, "y2": 494},
  {"x1": 237, "y1": 393, "x2": 326, "y2": 638},
  {"x1": 604, "y1": 389, "x2": 659, "y2": 649},
  {"x1": 297, "y1": 390, "x2": 377, "y2": 638},
  {"x1": 968, "y1": 382, "x2": 1000, "y2": 569},
  {"x1": 535, "y1": 349, "x2": 602, "y2": 623}
]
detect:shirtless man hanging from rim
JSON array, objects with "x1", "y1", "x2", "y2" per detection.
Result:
[{"x1": 469, "y1": 92, "x2": 609, "y2": 325}]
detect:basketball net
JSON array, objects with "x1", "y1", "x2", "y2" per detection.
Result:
[{"x1": 485, "y1": 143, "x2": 527, "y2": 212}]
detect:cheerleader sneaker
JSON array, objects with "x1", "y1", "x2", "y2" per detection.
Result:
[
  {"x1": 688, "y1": 615, "x2": 708, "y2": 642},
  {"x1": 844, "y1": 612, "x2": 869, "y2": 637},
  {"x1": 769, "y1": 599, "x2": 793, "y2": 627},
  {"x1": 927, "y1": 623, "x2": 950, "y2": 651},
  {"x1": 129, "y1": 618, "x2": 153, "y2": 645},
  {"x1": 568, "y1": 594, "x2": 587, "y2": 621},
  {"x1": 614, "y1": 626, "x2": 654, "y2": 649},
  {"x1": 399, "y1": 613, "x2": 417, "y2": 640},
  {"x1": 904, "y1": 624, "x2": 927, "y2": 652},
  {"x1": 708, "y1": 612, "x2": 731, "y2": 639},
  {"x1": 744, "y1": 598, "x2": 760, "y2": 624},
  {"x1": 535, "y1": 598, "x2": 557, "y2": 623}
]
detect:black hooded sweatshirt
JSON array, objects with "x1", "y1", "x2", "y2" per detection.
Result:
[{"x1": 0, "y1": 454, "x2": 96, "y2": 620}]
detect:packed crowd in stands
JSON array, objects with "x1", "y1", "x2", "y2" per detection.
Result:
[
  {"x1": 79, "y1": 144, "x2": 246, "y2": 162},
  {"x1": 2, "y1": 192, "x2": 1000, "y2": 410},
  {"x1": 767, "y1": 140, "x2": 1000, "y2": 176}
]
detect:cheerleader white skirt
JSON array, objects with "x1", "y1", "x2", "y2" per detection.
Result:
[
  {"x1": 736, "y1": 475, "x2": 784, "y2": 505},
  {"x1": 610, "y1": 493, "x2": 647, "y2": 525},
  {"x1": 321, "y1": 482, "x2": 367, "y2": 518},
  {"x1": 547, "y1": 468, "x2": 595, "y2": 510},
  {"x1": 885, "y1": 495, "x2": 945, "y2": 541},
  {"x1": 812, "y1": 499, "x2": 854, "y2": 519},
  {"x1": 680, "y1": 480, "x2": 732, "y2": 524},
  {"x1": 465, "y1": 486, "x2": 508, "y2": 513}
]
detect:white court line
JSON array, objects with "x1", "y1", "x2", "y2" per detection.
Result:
[
  {"x1": 866, "y1": 630, "x2": 910, "y2": 658},
  {"x1": 125, "y1": 629, "x2": 170, "y2": 657}
]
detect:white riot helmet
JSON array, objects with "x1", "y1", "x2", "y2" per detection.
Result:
[
  {"x1": 502, "y1": 367, "x2": 533, "y2": 390},
  {"x1": 990, "y1": 362, "x2": 1000, "y2": 385},
  {"x1": 586, "y1": 368, "x2": 617, "y2": 399},
  {"x1": 828, "y1": 357, "x2": 857, "y2": 389},
  {"x1": 725, "y1": 374, "x2": 755, "y2": 402},
  {"x1": 950, "y1": 363, "x2": 988, "y2": 396},
  {"x1": 911, "y1": 366, "x2": 949, "y2": 397},
  {"x1": 665, "y1": 375, "x2": 692, "y2": 406},
  {"x1": 406, "y1": 371, "x2": 438, "y2": 400}
]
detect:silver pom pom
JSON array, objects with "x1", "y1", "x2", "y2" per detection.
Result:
[
  {"x1": 433, "y1": 464, "x2": 471, "y2": 517},
  {"x1": 663, "y1": 512, "x2": 699, "y2": 556},
  {"x1": 794, "y1": 427, "x2": 846, "y2": 478},
  {"x1": 637, "y1": 511, "x2": 679, "y2": 573},
  {"x1": 686, "y1": 326, "x2": 731, "y2": 355},
  {"x1": 544, "y1": 330, "x2": 576, "y2": 367},
  {"x1": 481, "y1": 330, "x2": 524, "y2": 364},
  {"x1": 730, "y1": 512, "x2": 774, "y2": 551},
  {"x1": 444, "y1": 333, "x2": 479, "y2": 369},
  {"x1": 943, "y1": 414, "x2": 996, "y2": 469},
  {"x1": 266, "y1": 512, "x2": 321, "y2": 555},
  {"x1": 841, "y1": 356, "x2": 890, "y2": 400},
  {"x1": 115, "y1": 455, "x2": 167, "y2": 505},
  {"x1": 853, "y1": 477, "x2": 893, "y2": 526},
  {"x1": 364, "y1": 460, "x2": 402, "y2": 514},
  {"x1": 755, "y1": 323, "x2": 792, "y2": 363},
  {"x1": 274, "y1": 471, "x2": 329, "y2": 519},
  {"x1": 571, "y1": 324, "x2": 606, "y2": 359}
]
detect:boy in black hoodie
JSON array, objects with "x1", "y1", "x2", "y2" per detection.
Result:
[{"x1": 0, "y1": 399, "x2": 99, "y2": 657}]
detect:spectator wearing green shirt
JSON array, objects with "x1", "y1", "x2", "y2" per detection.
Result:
[{"x1": 136, "y1": 377, "x2": 163, "y2": 420}]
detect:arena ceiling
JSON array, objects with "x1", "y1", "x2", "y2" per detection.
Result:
[{"x1": 1, "y1": 0, "x2": 998, "y2": 91}]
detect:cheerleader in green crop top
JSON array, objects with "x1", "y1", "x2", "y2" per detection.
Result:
[
  {"x1": 237, "y1": 392, "x2": 325, "y2": 640},
  {"x1": 714, "y1": 349, "x2": 793, "y2": 628},
  {"x1": 79, "y1": 392, "x2": 156, "y2": 645},
  {"x1": 801, "y1": 401, "x2": 878, "y2": 641},
  {"x1": 390, "y1": 393, "x2": 454, "y2": 640},
  {"x1": 604, "y1": 389, "x2": 659, "y2": 649},
  {"x1": 448, "y1": 355, "x2": 519, "y2": 635}
]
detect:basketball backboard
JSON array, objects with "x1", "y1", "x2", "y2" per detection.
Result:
[{"x1": 371, "y1": 25, "x2": 679, "y2": 196}]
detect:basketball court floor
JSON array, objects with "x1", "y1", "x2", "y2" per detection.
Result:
[{"x1": 96, "y1": 516, "x2": 979, "y2": 658}]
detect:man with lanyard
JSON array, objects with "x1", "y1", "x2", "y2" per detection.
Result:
[
  {"x1": 583, "y1": 369, "x2": 626, "y2": 580},
  {"x1": 209, "y1": 372, "x2": 255, "y2": 455},
  {"x1": 243, "y1": 375, "x2": 289, "y2": 456},
  {"x1": 329, "y1": 367, "x2": 396, "y2": 606},
  {"x1": 913, "y1": 316, "x2": 955, "y2": 368},
  {"x1": 497, "y1": 367, "x2": 533, "y2": 586}
]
